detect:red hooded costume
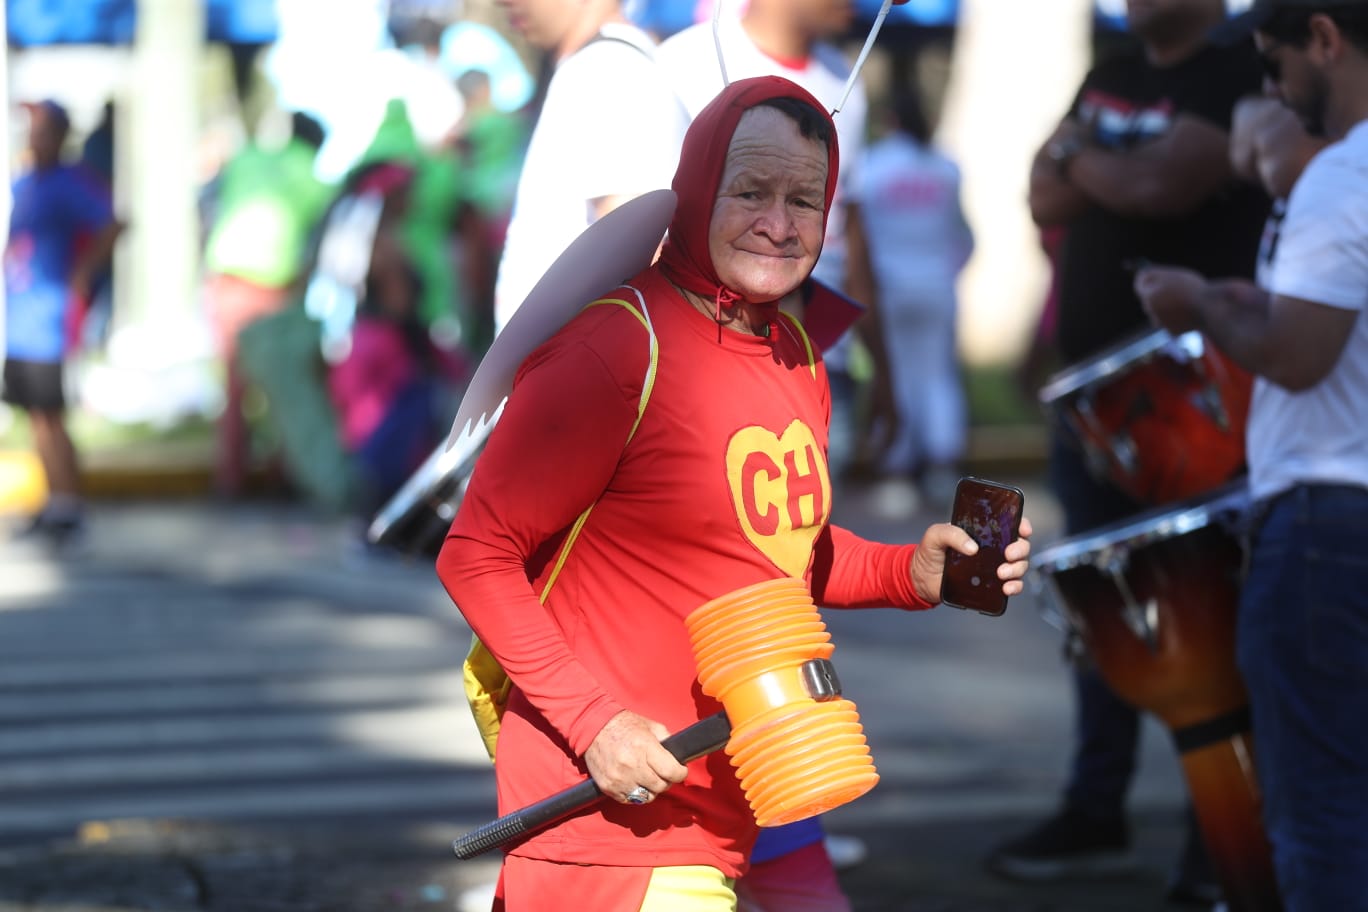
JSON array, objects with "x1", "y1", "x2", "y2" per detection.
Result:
[{"x1": 437, "y1": 76, "x2": 929, "y2": 898}]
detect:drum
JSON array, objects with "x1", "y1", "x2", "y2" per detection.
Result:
[
  {"x1": 1039, "y1": 329, "x2": 1252, "y2": 505},
  {"x1": 366, "y1": 419, "x2": 493, "y2": 559},
  {"x1": 1036, "y1": 482, "x2": 1281, "y2": 912}
]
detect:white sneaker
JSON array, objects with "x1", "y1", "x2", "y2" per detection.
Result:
[
  {"x1": 867, "y1": 477, "x2": 921, "y2": 521},
  {"x1": 823, "y1": 833, "x2": 869, "y2": 871}
]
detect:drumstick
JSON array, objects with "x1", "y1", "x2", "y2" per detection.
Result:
[{"x1": 451, "y1": 711, "x2": 732, "y2": 860}]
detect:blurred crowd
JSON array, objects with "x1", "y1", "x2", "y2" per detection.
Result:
[
  {"x1": 198, "y1": 38, "x2": 533, "y2": 525},
  {"x1": 0, "y1": 14, "x2": 546, "y2": 549},
  {"x1": 4, "y1": 19, "x2": 538, "y2": 540}
]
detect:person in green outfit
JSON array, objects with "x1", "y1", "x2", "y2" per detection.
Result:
[{"x1": 202, "y1": 111, "x2": 334, "y2": 497}]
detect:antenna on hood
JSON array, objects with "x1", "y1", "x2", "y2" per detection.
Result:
[{"x1": 709, "y1": 0, "x2": 897, "y2": 114}]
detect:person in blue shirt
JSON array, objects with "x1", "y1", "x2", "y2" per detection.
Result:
[{"x1": 3, "y1": 99, "x2": 121, "y2": 546}]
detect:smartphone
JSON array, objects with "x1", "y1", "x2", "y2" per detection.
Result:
[{"x1": 942, "y1": 476, "x2": 1026, "y2": 617}]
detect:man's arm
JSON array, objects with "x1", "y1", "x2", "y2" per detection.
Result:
[
  {"x1": 1028, "y1": 119, "x2": 1093, "y2": 226},
  {"x1": 811, "y1": 518, "x2": 1033, "y2": 609},
  {"x1": 437, "y1": 337, "x2": 640, "y2": 756},
  {"x1": 1136, "y1": 266, "x2": 1357, "y2": 392},
  {"x1": 69, "y1": 220, "x2": 122, "y2": 301},
  {"x1": 842, "y1": 201, "x2": 898, "y2": 462},
  {"x1": 949, "y1": 169, "x2": 975, "y2": 270},
  {"x1": 1229, "y1": 95, "x2": 1328, "y2": 199},
  {"x1": 843, "y1": 200, "x2": 877, "y2": 310},
  {"x1": 1067, "y1": 113, "x2": 1236, "y2": 219}
]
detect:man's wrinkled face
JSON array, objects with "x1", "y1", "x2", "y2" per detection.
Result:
[{"x1": 708, "y1": 106, "x2": 828, "y2": 304}]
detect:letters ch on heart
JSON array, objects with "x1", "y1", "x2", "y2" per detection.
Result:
[{"x1": 726, "y1": 420, "x2": 831, "y2": 578}]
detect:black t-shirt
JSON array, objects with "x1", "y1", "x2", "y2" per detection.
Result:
[{"x1": 1054, "y1": 39, "x2": 1272, "y2": 363}]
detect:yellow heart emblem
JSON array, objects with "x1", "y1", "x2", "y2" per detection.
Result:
[{"x1": 726, "y1": 420, "x2": 831, "y2": 578}]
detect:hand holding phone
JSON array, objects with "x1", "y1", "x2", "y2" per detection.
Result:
[{"x1": 941, "y1": 476, "x2": 1026, "y2": 617}]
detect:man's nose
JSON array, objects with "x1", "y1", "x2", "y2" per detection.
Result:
[{"x1": 754, "y1": 199, "x2": 796, "y2": 241}]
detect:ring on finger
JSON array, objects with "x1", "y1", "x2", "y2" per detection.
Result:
[{"x1": 625, "y1": 786, "x2": 652, "y2": 805}]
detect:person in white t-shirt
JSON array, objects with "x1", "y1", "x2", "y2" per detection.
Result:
[
  {"x1": 657, "y1": 0, "x2": 892, "y2": 486},
  {"x1": 492, "y1": 0, "x2": 688, "y2": 333},
  {"x1": 853, "y1": 89, "x2": 973, "y2": 509},
  {"x1": 1135, "y1": 2, "x2": 1368, "y2": 908}
]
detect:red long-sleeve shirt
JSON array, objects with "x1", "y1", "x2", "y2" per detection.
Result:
[{"x1": 437, "y1": 268, "x2": 931, "y2": 876}]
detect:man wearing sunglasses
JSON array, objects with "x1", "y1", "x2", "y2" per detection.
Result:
[{"x1": 1136, "y1": 3, "x2": 1368, "y2": 909}]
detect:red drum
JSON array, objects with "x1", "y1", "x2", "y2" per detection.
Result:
[
  {"x1": 1036, "y1": 482, "x2": 1281, "y2": 912},
  {"x1": 1039, "y1": 329, "x2": 1252, "y2": 505}
]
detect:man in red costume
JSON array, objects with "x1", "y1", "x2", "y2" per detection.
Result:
[{"x1": 437, "y1": 76, "x2": 1033, "y2": 911}]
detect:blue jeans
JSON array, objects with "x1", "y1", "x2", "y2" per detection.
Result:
[
  {"x1": 1047, "y1": 429, "x2": 1145, "y2": 819},
  {"x1": 354, "y1": 379, "x2": 441, "y2": 515},
  {"x1": 1238, "y1": 483, "x2": 1368, "y2": 911}
]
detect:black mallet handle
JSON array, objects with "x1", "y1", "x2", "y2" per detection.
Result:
[{"x1": 451, "y1": 711, "x2": 731, "y2": 860}]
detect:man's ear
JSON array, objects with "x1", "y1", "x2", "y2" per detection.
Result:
[{"x1": 1307, "y1": 11, "x2": 1343, "y2": 64}]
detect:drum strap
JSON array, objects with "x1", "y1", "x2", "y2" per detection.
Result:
[
  {"x1": 1171, "y1": 705, "x2": 1253, "y2": 755},
  {"x1": 464, "y1": 286, "x2": 659, "y2": 761}
]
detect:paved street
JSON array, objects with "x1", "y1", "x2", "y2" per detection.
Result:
[{"x1": 0, "y1": 475, "x2": 1202, "y2": 911}]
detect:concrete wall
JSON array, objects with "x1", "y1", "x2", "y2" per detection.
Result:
[{"x1": 938, "y1": 0, "x2": 1092, "y2": 366}]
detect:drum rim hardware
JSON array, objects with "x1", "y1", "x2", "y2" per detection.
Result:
[
  {"x1": 1037, "y1": 328, "x2": 1206, "y2": 405},
  {"x1": 1187, "y1": 344, "x2": 1234, "y2": 432},
  {"x1": 1065, "y1": 394, "x2": 1139, "y2": 481},
  {"x1": 1039, "y1": 545, "x2": 1161, "y2": 654},
  {"x1": 1032, "y1": 481, "x2": 1248, "y2": 573},
  {"x1": 1099, "y1": 550, "x2": 1160, "y2": 653}
]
